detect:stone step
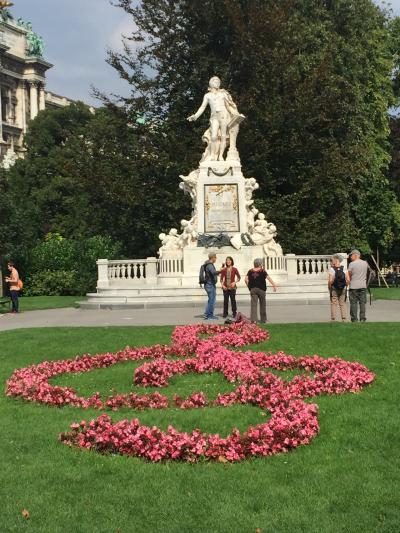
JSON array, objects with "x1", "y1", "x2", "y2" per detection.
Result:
[{"x1": 78, "y1": 297, "x2": 330, "y2": 310}]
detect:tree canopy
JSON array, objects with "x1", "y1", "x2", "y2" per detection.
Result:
[
  {"x1": 2, "y1": 0, "x2": 400, "y2": 273},
  {"x1": 107, "y1": 0, "x2": 400, "y2": 256}
]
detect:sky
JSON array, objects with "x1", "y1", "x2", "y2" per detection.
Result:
[
  {"x1": 8, "y1": 1, "x2": 400, "y2": 107},
  {"x1": 12, "y1": 0, "x2": 134, "y2": 105}
]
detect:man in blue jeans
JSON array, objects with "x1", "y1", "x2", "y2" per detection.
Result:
[{"x1": 203, "y1": 252, "x2": 220, "y2": 320}]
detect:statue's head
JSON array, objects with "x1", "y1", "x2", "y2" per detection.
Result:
[
  {"x1": 170, "y1": 228, "x2": 178, "y2": 236},
  {"x1": 258, "y1": 213, "x2": 265, "y2": 220},
  {"x1": 209, "y1": 76, "x2": 221, "y2": 89}
]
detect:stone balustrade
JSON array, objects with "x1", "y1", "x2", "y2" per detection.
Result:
[
  {"x1": 97, "y1": 253, "x2": 340, "y2": 289},
  {"x1": 158, "y1": 251, "x2": 184, "y2": 277},
  {"x1": 97, "y1": 258, "x2": 158, "y2": 288},
  {"x1": 295, "y1": 255, "x2": 331, "y2": 277},
  {"x1": 264, "y1": 256, "x2": 287, "y2": 272}
]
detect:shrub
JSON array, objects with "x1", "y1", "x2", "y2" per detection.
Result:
[
  {"x1": 25, "y1": 234, "x2": 122, "y2": 296},
  {"x1": 24, "y1": 270, "x2": 78, "y2": 296}
]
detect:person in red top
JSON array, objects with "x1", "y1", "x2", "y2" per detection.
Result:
[
  {"x1": 220, "y1": 256, "x2": 241, "y2": 318},
  {"x1": 5, "y1": 261, "x2": 20, "y2": 314}
]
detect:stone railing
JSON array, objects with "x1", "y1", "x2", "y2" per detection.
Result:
[
  {"x1": 97, "y1": 258, "x2": 158, "y2": 288},
  {"x1": 158, "y1": 251, "x2": 184, "y2": 277},
  {"x1": 97, "y1": 253, "x2": 341, "y2": 288},
  {"x1": 264, "y1": 256, "x2": 287, "y2": 272},
  {"x1": 286, "y1": 254, "x2": 337, "y2": 280}
]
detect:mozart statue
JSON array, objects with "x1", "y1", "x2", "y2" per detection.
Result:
[{"x1": 187, "y1": 76, "x2": 245, "y2": 162}]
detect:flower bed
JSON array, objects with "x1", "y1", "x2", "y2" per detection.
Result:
[{"x1": 6, "y1": 323, "x2": 375, "y2": 462}]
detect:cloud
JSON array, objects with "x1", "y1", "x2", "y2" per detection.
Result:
[{"x1": 12, "y1": 0, "x2": 132, "y2": 105}]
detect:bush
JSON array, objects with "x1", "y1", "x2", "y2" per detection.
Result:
[
  {"x1": 24, "y1": 270, "x2": 79, "y2": 296},
  {"x1": 29, "y1": 233, "x2": 76, "y2": 273},
  {"x1": 25, "y1": 234, "x2": 122, "y2": 296}
]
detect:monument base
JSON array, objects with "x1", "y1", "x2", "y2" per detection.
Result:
[{"x1": 81, "y1": 253, "x2": 342, "y2": 309}]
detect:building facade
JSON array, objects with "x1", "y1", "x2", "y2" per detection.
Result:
[{"x1": 0, "y1": 10, "x2": 73, "y2": 168}]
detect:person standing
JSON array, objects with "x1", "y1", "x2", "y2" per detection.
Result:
[
  {"x1": 220, "y1": 256, "x2": 241, "y2": 318},
  {"x1": 347, "y1": 250, "x2": 370, "y2": 322},
  {"x1": 328, "y1": 254, "x2": 348, "y2": 322},
  {"x1": 5, "y1": 261, "x2": 20, "y2": 314},
  {"x1": 245, "y1": 258, "x2": 277, "y2": 323},
  {"x1": 201, "y1": 252, "x2": 221, "y2": 320}
]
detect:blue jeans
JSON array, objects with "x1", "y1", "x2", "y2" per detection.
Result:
[{"x1": 204, "y1": 283, "x2": 216, "y2": 318}]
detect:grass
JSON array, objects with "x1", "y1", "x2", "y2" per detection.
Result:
[
  {"x1": 1, "y1": 324, "x2": 399, "y2": 533},
  {"x1": 371, "y1": 287, "x2": 400, "y2": 300},
  {"x1": 0, "y1": 295, "x2": 85, "y2": 314}
]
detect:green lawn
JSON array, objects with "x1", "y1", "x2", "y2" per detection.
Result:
[
  {"x1": 1, "y1": 324, "x2": 399, "y2": 533},
  {"x1": 0, "y1": 295, "x2": 85, "y2": 314},
  {"x1": 371, "y1": 287, "x2": 400, "y2": 300}
]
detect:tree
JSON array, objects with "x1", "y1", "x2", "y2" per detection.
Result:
[
  {"x1": 3, "y1": 101, "x2": 187, "y2": 263},
  {"x1": 107, "y1": 0, "x2": 399, "y2": 254}
]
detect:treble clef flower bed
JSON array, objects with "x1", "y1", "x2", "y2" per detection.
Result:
[{"x1": 5, "y1": 323, "x2": 375, "y2": 462}]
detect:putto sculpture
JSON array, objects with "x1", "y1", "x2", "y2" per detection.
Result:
[{"x1": 188, "y1": 76, "x2": 245, "y2": 162}]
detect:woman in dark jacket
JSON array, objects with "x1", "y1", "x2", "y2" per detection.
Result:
[{"x1": 245, "y1": 258, "x2": 277, "y2": 323}]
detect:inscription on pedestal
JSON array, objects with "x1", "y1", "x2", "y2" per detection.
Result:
[{"x1": 204, "y1": 183, "x2": 239, "y2": 233}]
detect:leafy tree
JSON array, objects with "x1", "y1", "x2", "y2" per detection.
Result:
[{"x1": 107, "y1": 0, "x2": 399, "y2": 254}]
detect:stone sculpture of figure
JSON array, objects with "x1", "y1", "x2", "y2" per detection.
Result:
[
  {"x1": 247, "y1": 206, "x2": 259, "y2": 233},
  {"x1": 180, "y1": 219, "x2": 197, "y2": 247},
  {"x1": 248, "y1": 213, "x2": 283, "y2": 256},
  {"x1": 158, "y1": 228, "x2": 181, "y2": 254},
  {"x1": 263, "y1": 223, "x2": 283, "y2": 257},
  {"x1": 179, "y1": 169, "x2": 199, "y2": 211},
  {"x1": 187, "y1": 76, "x2": 245, "y2": 162},
  {"x1": 245, "y1": 177, "x2": 259, "y2": 202},
  {"x1": 26, "y1": 29, "x2": 44, "y2": 57}
]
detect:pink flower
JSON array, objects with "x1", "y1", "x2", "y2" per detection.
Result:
[{"x1": 6, "y1": 322, "x2": 374, "y2": 463}]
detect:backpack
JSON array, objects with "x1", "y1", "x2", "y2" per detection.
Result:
[
  {"x1": 17, "y1": 279, "x2": 24, "y2": 290},
  {"x1": 199, "y1": 263, "x2": 209, "y2": 285},
  {"x1": 333, "y1": 266, "x2": 346, "y2": 290}
]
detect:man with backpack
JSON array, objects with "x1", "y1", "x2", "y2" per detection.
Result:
[
  {"x1": 347, "y1": 249, "x2": 373, "y2": 322},
  {"x1": 199, "y1": 252, "x2": 221, "y2": 320},
  {"x1": 328, "y1": 254, "x2": 348, "y2": 322}
]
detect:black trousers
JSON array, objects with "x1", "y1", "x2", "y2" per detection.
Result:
[
  {"x1": 223, "y1": 289, "x2": 237, "y2": 317},
  {"x1": 10, "y1": 290, "x2": 19, "y2": 312}
]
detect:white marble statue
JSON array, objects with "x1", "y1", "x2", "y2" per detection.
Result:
[
  {"x1": 263, "y1": 223, "x2": 283, "y2": 257},
  {"x1": 247, "y1": 206, "x2": 259, "y2": 233},
  {"x1": 187, "y1": 76, "x2": 245, "y2": 162},
  {"x1": 158, "y1": 228, "x2": 181, "y2": 254},
  {"x1": 179, "y1": 169, "x2": 199, "y2": 211},
  {"x1": 179, "y1": 218, "x2": 198, "y2": 247},
  {"x1": 249, "y1": 213, "x2": 283, "y2": 256}
]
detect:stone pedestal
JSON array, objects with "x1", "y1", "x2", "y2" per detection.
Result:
[{"x1": 196, "y1": 160, "x2": 247, "y2": 235}]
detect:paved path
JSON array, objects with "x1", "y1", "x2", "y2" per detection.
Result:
[{"x1": 0, "y1": 300, "x2": 399, "y2": 331}]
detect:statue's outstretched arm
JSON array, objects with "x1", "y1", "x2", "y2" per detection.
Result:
[{"x1": 187, "y1": 94, "x2": 208, "y2": 121}]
